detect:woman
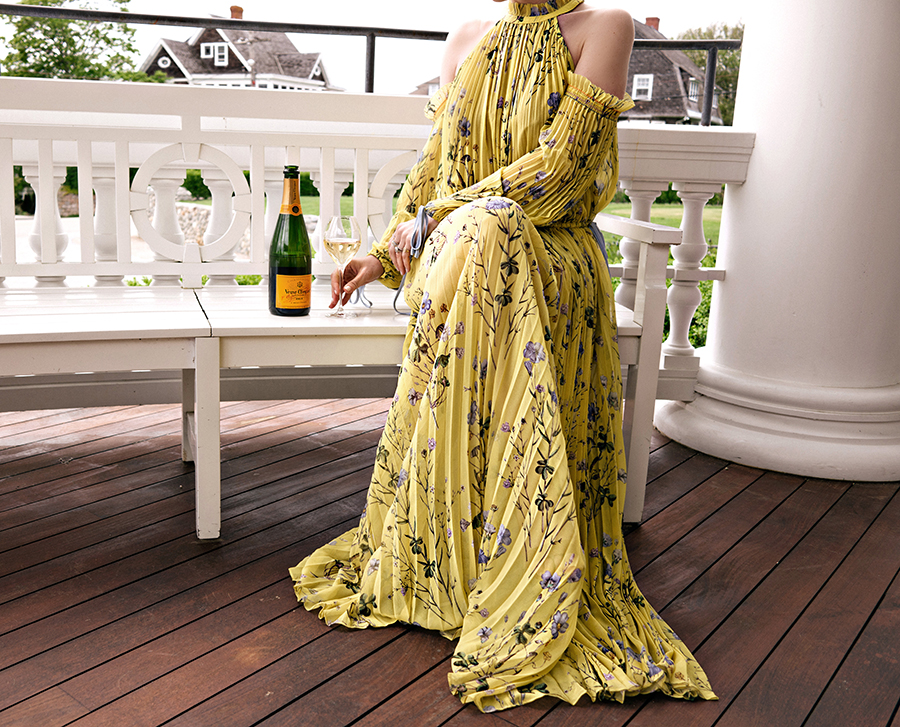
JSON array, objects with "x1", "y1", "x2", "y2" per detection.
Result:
[{"x1": 290, "y1": 0, "x2": 715, "y2": 712}]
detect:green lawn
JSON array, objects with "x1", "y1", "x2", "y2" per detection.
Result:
[
  {"x1": 603, "y1": 202, "x2": 722, "y2": 262},
  {"x1": 192, "y1": 196, "x2": 356, "y2": 217}
]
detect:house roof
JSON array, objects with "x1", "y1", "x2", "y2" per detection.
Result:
[
  {"x1": 139, "y1": 22, "x2": 334, "y2": 89},
  {"x1": 623, "y1": 19, "x2": 723, "y2": 124}
]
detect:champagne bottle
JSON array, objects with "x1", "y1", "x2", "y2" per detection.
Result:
[{"x1": 268, "y1": 165, "x2": 313, "y2": 316}]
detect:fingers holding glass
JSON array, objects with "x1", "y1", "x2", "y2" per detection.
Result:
[{"x1": 324, "y1": 216, "x2": 362, "y2": 318}]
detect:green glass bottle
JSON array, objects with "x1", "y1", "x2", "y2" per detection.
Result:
[{"x1": 268, "y1": 165, "x2": 312, "y2": 316}]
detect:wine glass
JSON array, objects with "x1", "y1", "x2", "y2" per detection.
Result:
[{"x1": 324, "y1": 215, "x2": 362, "y2": 318}]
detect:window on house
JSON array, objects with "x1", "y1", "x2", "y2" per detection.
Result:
[
  {"x1": 688, "y1": 77, "x2": 700, "y2": 102},
  {"x1": 200, "y1": 42, "x2": 229, "y2": 67},
  {"x1": 632, "y1": 74, "x2": 653, "y2": 101}
]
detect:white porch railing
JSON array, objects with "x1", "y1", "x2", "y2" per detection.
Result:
[{"x1": 0, "y1": 76, "x2": 755, "y2": 394}]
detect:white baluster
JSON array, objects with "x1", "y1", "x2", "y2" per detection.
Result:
[
  {"x1": 382, "y1": 182, "x2": 402, "y2": 233},
  {"x1": 91, "y1": 166, "x2": 123, "y2": 286},
  {"x1": 614, "y1": 181, "x2": 666, "y2": 310},
  {"x1": 661, "y1": 182, "x2": 722, "y2": 364},
  {"x1": 309, "y1": 170, "x2": 350, "y2": 285},
  {"x1": 23, "y1": 164, "x2": 69, "y2": 287},
  {"x1": 148, "y1": 173, "x2": 184, "y2": 286},
  {"x1": 202, "y1": 170, "x2": 238, "y2": 286},
  {"x1": 260, "y1": 168, "x2": 285, "y2": 287}
]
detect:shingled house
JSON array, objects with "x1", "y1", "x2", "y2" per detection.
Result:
[
  {"x1": 624, "y1": 17, "x2": 723, "y2": 125},
  {"x1": 138, "y1": 6, "x2": 340, "y2": 92}
]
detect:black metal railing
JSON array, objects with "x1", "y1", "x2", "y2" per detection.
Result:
[{"x1": 0, "y1": 4, "x2": 740, "y2": 125}]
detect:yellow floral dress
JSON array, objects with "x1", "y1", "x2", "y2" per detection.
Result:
[{"x1": 290, "y1": 0, "x2": 715, "y2": 712}]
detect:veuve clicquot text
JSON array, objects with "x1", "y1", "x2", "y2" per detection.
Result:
[{"x1": 268, "y1": 165, "x2": 312, "y2": 316}]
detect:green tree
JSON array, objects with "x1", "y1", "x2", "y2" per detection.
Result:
[
  {"x1": 678, "y1": 22, "x2": 743, "y2": 126},
  {"x1": 1, "y1": 0, "x2": 165, "y2": 82}
]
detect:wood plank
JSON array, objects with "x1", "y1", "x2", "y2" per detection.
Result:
[
  {"x1": 659, "y1": 479, "x2": 849, "y2": 645},
  {"x1": 0, "y1": 399, "x2": 382, "y2": 546},
  {"x1": 633, "y1": 471, "x2": 805, "y2": 607},
  {"x1": 806, "y1": 563, "x2": 900, "y2": 727},
  {"x1": 2, "y1": 518, "x2": 360, "y2": 726},
  {"x1": 1, "y1": 403, "x2": 897, "y2": 727},
  {"x1": 0, "y1": 446, "x2": 377, "y2": 657},
  {"x1": 627, "y1": 462, "x2": 762, "y2": 571},
  {"x1": 0, "y1": 399, "x2": 281, "y2": 521},
  {"x1": 623, "y1": 484, "x2": 897, "y2": 727},
  {"x1": 645, "y1": 439, "x2": 697, "y2": 482},
  {"x1": 0, "y1": 399, "x2": 320, "y2": 505},
  {"x1": 638, "y1": 452, "x2": 733, "y2": 522},
  {"x1": 255, "y1": 630, "x2": 454, "y2": 726},
  {"x1": 0, "y1": 419, "x2": 386, "y2": 603},
  {"x1": 0, "y1": 487, "x2": 370, "y2": 711},
  {"x1": 150, "y1": 627, "x2": 406, "y2": 727},
  {"x1": 0, "y1": 406, "x2": 94, "y2": 434},
  {"x1": 352, "y1": 663, "x2": 465, "y2": 727},
  {"x1": 714, "y1": 486, "x2": 900, "y2": 727}
]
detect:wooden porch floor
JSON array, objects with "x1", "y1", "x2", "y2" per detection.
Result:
[{"x1": 1, "y1": 399, "x2": 898, "y2": 727}]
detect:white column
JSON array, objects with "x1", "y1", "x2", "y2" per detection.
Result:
[{"x1": 655, "y1": 0, "x2": 900, "y2": 481}]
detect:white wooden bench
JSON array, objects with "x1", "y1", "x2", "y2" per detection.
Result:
[
  {"x1": 0, "y1": 217, "x2": 676, "y2": 537},
  {"x1": 0, "y1": 77, "x2": 717, "y2": 538}
]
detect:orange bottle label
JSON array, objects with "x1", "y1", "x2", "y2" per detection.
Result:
[
  {"x1": 275, "y1": 274, "x2": 311, "y2": 309},
  {"x1": 279, "y1": 182, "x2": 303, "y2": 217}
]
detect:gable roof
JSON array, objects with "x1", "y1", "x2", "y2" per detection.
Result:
[
  {"x1": 623, "y1": 19, "x2": 723, "y2": 124},
  {"x1": 139, "y1": 22, "x2": 334, "y2": 89}
]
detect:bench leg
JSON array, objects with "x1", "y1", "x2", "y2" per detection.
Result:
[
  {"x1": 194, "y1": 337, "x2": 221, "y2": 539},
  {"x1": 182, "y1": 368, "x2": 195, "y2": 462}
]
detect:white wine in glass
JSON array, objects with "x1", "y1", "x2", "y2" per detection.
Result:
[{"x1": 324, "y1": 216, "x2": 362, "y2": 318}]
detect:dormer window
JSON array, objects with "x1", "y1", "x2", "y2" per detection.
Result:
[
  {"x1": 632, "y1": 74, "x2": 653, "y2": 101},
  {"x1": 200, "y1": 42, "x2": 229, "y2": 67},
  {"x1": 688, "y1": 77, "x2": 700, "y2": 102}
]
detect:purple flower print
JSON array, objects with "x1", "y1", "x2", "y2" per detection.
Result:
[
  {"x1": 458, "y1": 117, "x2": 471, "y2": 137},
  {"x1": 477, "y1": 549, "x2": 489, "y2": 565},
  {"x1": 485, "y1": 197, "x2": 511, "y2": 210},
  {"x1": 523, "y1": 341, "x2": 546, "y2": 374},
  {"x1": 500, "y1": 421, "x2": 511, "y2": 432},
  {"x1": 467, "y1": 401, "x2": 479, "y2": 425},
  {"x1": 568, "y1": 568, "x2": 583, "y2": 583},
  {"x1": 478, "y1": 626, "x2": 492, "y2": 643},
  {"x1": 408, "y1": 388, "x2": 423, "y2": 405},
  {"x1": 497, "y1": 525, "x2": 512, "y2": 546},
  {"x1": 547, "y1": 92, "x2": 562, "y2": 110},
  {"x1": 540, "y1": 571, "x2": 561, "y2": 591},
  {"x1": 428, "y1": 437, "x2": 436, "y2": 451},
  {"x1": 550, "y1": 611, "x2": 569, "y2": 638},
  {"x1": 460, "y1": 518, "x2": 470, "y2": 532}
]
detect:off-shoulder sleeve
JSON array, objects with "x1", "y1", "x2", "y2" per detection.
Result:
[
  {"x1": 368, "y1": 84, "x2": 451, "y2": 289},
  {"x1": 425, "y1": 72, "x2": 634, "y2": 227}
]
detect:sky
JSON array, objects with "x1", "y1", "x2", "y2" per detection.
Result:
[{"x1": 0, "y1": 0, "x2": 746, "y2": 94}]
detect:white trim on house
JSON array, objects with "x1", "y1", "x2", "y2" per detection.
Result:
[{"x1": 633, "y1": 74, "x2": 654, "y2": 101}]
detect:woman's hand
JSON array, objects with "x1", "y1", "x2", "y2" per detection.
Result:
[
  {"x1": 388, "y1": 217, "x2": 439, "y2": 276},
  {"x1": 331, "y1": 254, "x2": 384, "y2": 308}
]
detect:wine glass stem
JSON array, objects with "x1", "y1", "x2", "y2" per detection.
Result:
[{"x1": 336, "y1": 266, "x2": 344, "y2": 314}]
